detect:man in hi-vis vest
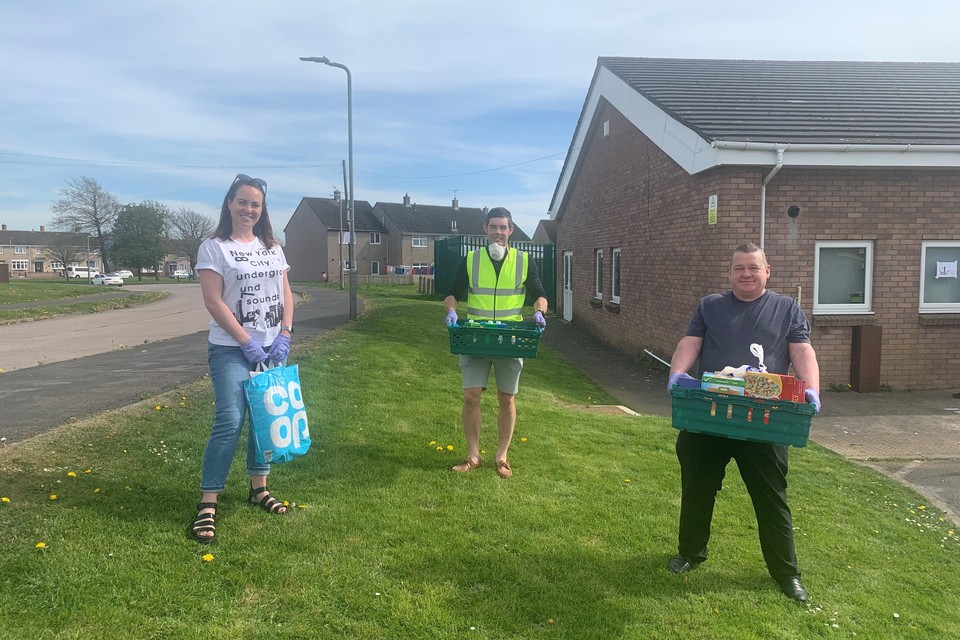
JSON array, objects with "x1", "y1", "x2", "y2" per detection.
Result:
[{"x1": 443, "y1": 207, "x2": 548, "y2": 478}]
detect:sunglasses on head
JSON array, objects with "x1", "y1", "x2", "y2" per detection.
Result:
[{"x1": 232, "y1": 173, "x2": 267, "y2": 194}]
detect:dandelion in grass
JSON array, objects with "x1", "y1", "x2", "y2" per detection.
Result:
[
  {"x1": 36, "y1": 542, "x2": 47, "y2": 550},
  {"x1": 84, "y1": 469, "x2": 92, "y2": 474},
  {"x1": 429, "y1": 441, "x2": 436, "y2": 446},
  {"x1": 67, "y1": 471, "x2": 77, "y2": 478},
  {"x1": 624, "y1": 479, "x2": 632, "y2": 483},
  {"x1": 201, "y1": 553, "x2": 214, "y2": 563},
  {"x1": 297, "y1": 504, "x2": 308, "y2": 510},
  {"x1": 436, "y1": 446, "x2": 443, "y2": 451},
  {"x1": 49, "y1": 494, "x2": 57, "y2": 501},
  {"x1": 520, "y1": 437, "x2": 527, "y2": 443},
  {"x1": 446, "y1": 445, "x2": 454, "y2": 451},
  {"x1": 1, "y1": 497, "x2": 10, "y2": 504},
  {"x1": 155, "y1": 405, "x2": 162, "y2": 411},
  {"x1": 93, "y1": 488, "x2": 101, "y2": 494}
]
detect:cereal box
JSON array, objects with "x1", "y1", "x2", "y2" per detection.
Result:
[{"x1": 700, "y1": 374, "x2": 745, "y2": 396}]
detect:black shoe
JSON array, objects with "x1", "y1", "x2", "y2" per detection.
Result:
[
  {"x1": 667, "y1": 554, "x2": 702, "y2": 574},
  {"x1": 777, "y1": 577, "x2": 808, "y2": 602}
]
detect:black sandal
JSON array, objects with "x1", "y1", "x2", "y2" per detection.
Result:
[
  {"x1": 249, "y1": 485, "x2": 288, "y2": 515},
  {"x1": 189, "y1": 502, "x2": 217, "y2": 544}
]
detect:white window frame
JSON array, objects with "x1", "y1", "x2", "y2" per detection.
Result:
[
  {"x1": 611, "y1": 248, "x2": 621, "y2": 304},
  {"x1": 12, "y1": 260, "x2": 28, "y2": 270},
  {"x1": 412, "y1": 235, "x2": 427, "y2": 248},
  {"x1": 594, "y1": 249, "x2": 603, "y2": 299},
  {"x1": 15, "y1": 246, "x2": 27, "y2": 254},
  {"x1": 371, "y1": 260, "x2": 380, "y2": 275},
  {"x1": 919, "y1": 240, "x2": 960, "y2": 313},
  {"x1": 342, "y1": 260, "x2": 352, "y2": 271},
  {"x1": 813, "y1": 241, "x2": 873, "y2": 315},
  {"x1": 369, "y1": 232, "x2": 381, "y2": 245}
]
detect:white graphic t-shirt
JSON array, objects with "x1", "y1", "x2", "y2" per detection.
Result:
[{"x1": 196, "y1": 237, "x2": 290, "y2": 347}]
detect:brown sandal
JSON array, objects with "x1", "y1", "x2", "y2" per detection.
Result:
[
  {"x1": 496, "y1": 460, "x2": 513, "y2": 479},
  {"x1": 451, "y1": 458, "x2": 481, "y2": 472}
]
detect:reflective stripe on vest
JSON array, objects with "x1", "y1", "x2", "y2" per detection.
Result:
[{"x1": 465, "y1": 248, "x2": 528, "y2": 321}]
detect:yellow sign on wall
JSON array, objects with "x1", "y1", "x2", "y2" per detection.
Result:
[{"x1": 707, "y1": 195, "x2": 718, "y2": 225}]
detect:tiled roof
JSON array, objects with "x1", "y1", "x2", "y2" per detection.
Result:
[
  {"x1": 0, "y1": 229, "x2": 89, "y2": 246},
  {"x1": 375, "y1": 202, "x2": 531, "y2": 241},
  {"x1": 599, "y1": 57, "x2": 960, "y2": 145},
  {"x1": 300, "y1": 198, "x2": 382, "y2": 232}
]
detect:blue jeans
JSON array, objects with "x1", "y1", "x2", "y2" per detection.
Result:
[{"x1": 200, "y1": 343, "x2": 270, "y2": 492}]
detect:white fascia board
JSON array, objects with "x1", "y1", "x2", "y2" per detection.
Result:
[{"x1": 713, "y1": 143, "x2": 960, "y2": 170}]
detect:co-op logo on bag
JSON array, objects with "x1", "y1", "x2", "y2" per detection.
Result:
[{"x1": 262, "y1": 378, "x2": 310, "y2": 449}]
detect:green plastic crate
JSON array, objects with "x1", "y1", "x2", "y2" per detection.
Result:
[
  {"x1": 669, "y1": 387, "x2": 814, "y2": 447},
  {"x1": 448, "y1": 321, "x2": 542, "y2": 358}
]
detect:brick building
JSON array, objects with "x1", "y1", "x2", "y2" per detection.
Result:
[{"x1": 550, "y1": 58, "x2": 960, "y2": 391}]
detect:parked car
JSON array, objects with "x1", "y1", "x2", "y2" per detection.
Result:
[
  {"x1": 172, "y1": 270, "x2": 191, "y2": 279},
  {"x1": 114, "y1": 269, "x2": 134, "y2": 279},
  {"x1": 66, "y1": 266, "x2": 100, "y2": 279},
  {"x1": 92, "y1": 273, "x2": 124, "y2": 287}
]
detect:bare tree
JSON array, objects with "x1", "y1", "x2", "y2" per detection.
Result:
[
  {"x1": 42, "y1": 236, "x2": 88, "y2": 279},
  {"x1": 169, "y1": 206, "x2": 214, "y2": 272},
  {"x1": 50, "y1": 176, "x2": 120, "y2": 271}
]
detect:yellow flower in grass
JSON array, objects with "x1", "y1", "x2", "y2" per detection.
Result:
[
  {"x1": 93, "y1": 488, "x2": 101, "y2": 494},
  {"x1": 67, "y1": 471, "x2": 77, "y2": 478},
  {"x1": 520, "y1": 437, "x2": 528, "y2": 443},
  {"x1": 436, "y1": 446, "x2": 443, "y2": 451},
  {"x1": 49, "y1": 494, "x2": 57, "y2": 501},
  {"x1": 201, "y1": 553, "x2": 214, "y2": 563},
  {"x1": 297, "y1": 504, "x2": 308, "y2": 510},
  {"x1": 84, "y1": 469, "x2": 92, "y2": 475},
  {"x1": 429, "y1": 441, "x2": 436, "y2": 446},
  {"x1": 36, "y1": 542, "x2": 47, "y2": 549},
  {"x1": 155, "y1": 405, "x2": 162, "y2": 411},
  {"x1": 1, "y1": 497, "x2": 10, "y2": 504},
  {"x1": 446, "y1": 445, "x2": 454, "y2": 451}
]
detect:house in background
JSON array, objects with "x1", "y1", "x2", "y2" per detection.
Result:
[
  {"x1": 283, "y1": 192, "x2": 380, "y2": 281},
  {"x1": 532, "y1": 219, "x2": 557, "y2": 244},
  {"x1": 550, "y1": 57, "x2": 960, "y2": 391},
  {"x1": 374, "y1": 194, "x2": 531, "y2": 273},
  {"x1": 0, "y1": 224, "x2": 100, "y2": 276}
]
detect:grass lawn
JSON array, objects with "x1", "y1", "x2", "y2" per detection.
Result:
[
  {"x1": 0, "y1": 280, "x2": 167, "y2": 323},
  {"x1": 1, "y1": 286, "x2": 958, "y2": 639}
]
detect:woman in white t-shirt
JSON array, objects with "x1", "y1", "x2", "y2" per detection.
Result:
[{"x1": 189, "y1": 174, "x2": 295, "y2": 544}]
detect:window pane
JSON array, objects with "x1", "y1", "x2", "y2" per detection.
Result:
[
  {"x1": 818, "y1": 247, "x2": 866, "y2": 304},
  {"x1": 923, "y1": 246, "x2": 960, "y2": 304},
  {"x1": 612, "y1": 250, "x2": 621, "y2": 298}
]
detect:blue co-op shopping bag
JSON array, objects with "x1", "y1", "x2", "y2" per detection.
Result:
[{"x1": 244, "y1": 363, "x2": 311, "y2": 464}]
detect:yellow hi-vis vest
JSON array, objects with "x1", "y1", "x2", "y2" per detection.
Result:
[{"x1": 466, "y1": 247, "x2": 528, "y2": 322}]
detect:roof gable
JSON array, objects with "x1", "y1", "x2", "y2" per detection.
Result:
[
  {"x1": 376, "y1": 202, "x2": 531, "y2": 241},
  {"x1": 551, "y1": 57, "x2": 960, "y2": 216},
  {"x1": 296, "y1": 198, "x2": 382, "y2": 232}
]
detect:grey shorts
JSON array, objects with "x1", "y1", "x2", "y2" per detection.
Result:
[{"x1": 459, "y1": 355, "x2": 524, "y2": 395}]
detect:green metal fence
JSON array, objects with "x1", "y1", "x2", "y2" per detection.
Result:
[{"x1": 434, "y1": 236, "x2": 556, "y2": 311}]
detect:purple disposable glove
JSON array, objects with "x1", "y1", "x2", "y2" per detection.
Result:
[
  {"x1": 241, "y1": 338, "x2": 268, "y2": 364},
  {"x1": 533, "y1": 311, "x2": 546, "y2": 328},
  {"x1": 445, "y1": 309, "x2": 458, "y2": 327},
  {"x1": 267, "y1": 334, "x2": 291, "y2": 365},
  {"x1": 805, "y1": 388, "x2": 821, "y2": 414},
  {"x1": 667, "y1": 372, "x2": 697, "y2": 392}
]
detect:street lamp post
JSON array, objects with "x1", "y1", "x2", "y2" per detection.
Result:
[{"x1": 300, "y1": 55, "x2": 357, "y2": 320}]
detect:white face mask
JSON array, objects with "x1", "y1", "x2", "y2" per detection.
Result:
[{"x1": 487, "y1": 243, "x2": 506, "y2": 261}]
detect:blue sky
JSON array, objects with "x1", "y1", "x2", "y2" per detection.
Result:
[{"x1": 2, "y1": 1, "x2": 959, "y2": 239}]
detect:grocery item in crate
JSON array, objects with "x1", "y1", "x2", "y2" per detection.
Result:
[
  {"x1": 744, "y1": 372, "x2": 784, "y2": 399},
  {"x1": 700, "y1": 373, "x2": 745, "y2": 395}
]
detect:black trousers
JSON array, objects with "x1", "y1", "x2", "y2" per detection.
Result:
[{"x1": 675, "y1": 430, "x2": 799, "y2": 580}]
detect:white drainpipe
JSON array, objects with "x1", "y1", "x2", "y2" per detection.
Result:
[{"x1": 759, "y1": 147, "x2": 784, "y2": 249}]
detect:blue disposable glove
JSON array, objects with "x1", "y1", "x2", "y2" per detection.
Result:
[
  {"x1": 241, "y1": 338, "x2": 268, "y2": 364},
  {"x1": 667, "y1": 372, "x2": 697, "y2": 392},
  {"x1": 267, "y1": 334, "x2": 291, "y2": 365},
  {"x1": 533, "y1": 311, "x2": 546, "y2": 328},
  {"x1": 805, "y1": 388, "x2": 822, "y2": 414},
  {"x1": 445, "y1": 309, "x2": 458, "y2": 327}
]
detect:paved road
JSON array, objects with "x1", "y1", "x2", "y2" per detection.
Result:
[{"x1": 0, "y1": 285, "x2": 356, "y2": 445}]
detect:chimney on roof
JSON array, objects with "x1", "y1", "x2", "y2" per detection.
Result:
[
  {"x1": 403, "y1": 193, "x2": 411, "y2": 207},
  {"x1": 452, "y1": 197, "x2": 459, "y2": 210},
  {"x1": 1, "y1": 224, "x2": 6, "y2": 231},
  {"x1": 40, "y1": 225, "x2": 45, "y2": 232},
  {"x1": 333, "y1": 188, "x2": 341, "y2": 202}
]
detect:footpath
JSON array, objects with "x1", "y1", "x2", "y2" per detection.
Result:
[{"x1": 541, "y1": 320, "x2": 960, "y2": 524}]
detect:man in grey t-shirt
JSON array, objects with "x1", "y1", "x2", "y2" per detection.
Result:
[{"x1": 666, "y1": 243, "x2": 821, "y2": 602}]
